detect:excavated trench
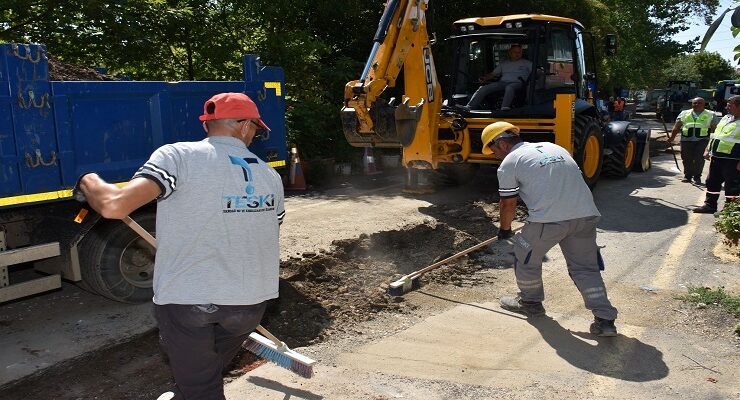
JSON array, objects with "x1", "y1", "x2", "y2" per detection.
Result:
[{"x1": 1, "y1": 201, "x2": 526, "y2": 399}]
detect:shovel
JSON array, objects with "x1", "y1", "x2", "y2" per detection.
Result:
[{"x1": 659, "y1": 115, "x2": 681, "y2": 173}]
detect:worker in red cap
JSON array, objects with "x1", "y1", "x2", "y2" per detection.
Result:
[
  {"x1": 75, "y1": 92, "x2": 285, "y2": 400},
  {"x1": 481, "y1": 121, "x2": 619, "y2": 337}
]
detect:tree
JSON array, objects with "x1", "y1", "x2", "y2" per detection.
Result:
[
  {"x1": 661, "y1": 51, "x2": 734, "y2": 87},
  {"x1": 0, "y1": 0, "x2": 727, "y2": 159},
  {"x1": 700, "y1": 1, "x2": 740, "y2": 63},
  {"x1": 693, "y1": 51, "x2": 736, "y2": 86}
]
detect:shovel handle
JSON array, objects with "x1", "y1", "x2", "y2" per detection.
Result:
[{"x1": 408, "y1": 225, "x2": 523, "y2": 280}]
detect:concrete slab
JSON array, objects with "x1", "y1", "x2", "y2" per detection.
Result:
[{"x1": 226, "y1": 302, "x2": 739, "y2": 399}]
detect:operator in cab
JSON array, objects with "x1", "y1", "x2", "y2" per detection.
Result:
[{"x1": 463, "y1": 44, "x2": 532, "y2": 112}]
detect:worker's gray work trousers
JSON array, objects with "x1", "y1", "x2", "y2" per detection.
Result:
[
  {"x1": 511, "y1": 216, "x2": 618, "y2": 320},
  {"x1": 679, "y1": 139, "x2": 709, "y2": 180},
  {"x1": 468, "y1": 81, "x2": 522, "y2": 109}
]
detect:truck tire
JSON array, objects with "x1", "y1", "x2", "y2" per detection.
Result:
[
  {"x1": 78, "y1": 213, "x2": 155, "y2": 303},
  {"x1": 431, "y1": 163, "x2": 479, "y2": 187},
  {"x1": 573, "y1": 115, "x2": 603, "y2": 189},
  {"x1": 602, "y1": 130, "x2": 637, "y2": 178}
]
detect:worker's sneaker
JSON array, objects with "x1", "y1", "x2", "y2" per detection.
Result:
[
  {"x1": 681, "y1": 177, "x2": 691, "y2": 183},
  {"x1": 693, "y1": 205, "x2": 717, "y2": 214},
  {"x1": 499, "y1": 295, "x2": 545, "y2": 316},
  {"x1": 590, "y1": 317, "x2": 618, "y2": 337},
  {"x1": 693, "y1": 177, "x2": 702, "y2": 185},
  {"x1": 156, "y1": 391, "x2": 175, "y2": 400}
]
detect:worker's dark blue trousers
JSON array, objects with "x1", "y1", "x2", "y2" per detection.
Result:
[
  {"x1": 703, "y1": 156, "x2": 740, "y2": 210},
  {"x1": 511, "y1": 216, "x2": 618, "y2": 321},
  {"x1": 154, "y1": 302, "x2": 266, "y2": 400}
]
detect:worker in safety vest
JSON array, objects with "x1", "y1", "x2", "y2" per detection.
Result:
[
  {"x1": 612, "y1": 96, "x2": 625, "y2": 121},
  {"x1": 694, "y1": 95, "x2": 740, "y2": 213},
  {"x1": 668, "y1": 97, "x2": 716, "y2": 184}
]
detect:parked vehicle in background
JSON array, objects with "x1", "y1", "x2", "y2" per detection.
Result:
[
  {"x1": 635, "y1": 100, "x2": 652, "y2": 112},
  {"x1": 696, "y1": 88, "x2": 715, "y2": 110},
  {"x1": 713, "y1": 79, "x2": 740, "y2": 113},
  {"x1": 657, "y1": 80, "x2": 698, "y2": 122}
]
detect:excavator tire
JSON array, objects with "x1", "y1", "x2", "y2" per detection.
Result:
[
  {"x1": 573, "y1": 115, "x2": 603, "y2": 189},
  {"x1": 602, "y1": 128, "x2": 637, "y2": 178}
]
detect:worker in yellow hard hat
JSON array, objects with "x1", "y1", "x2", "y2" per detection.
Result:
[{"x1": 481, "y1": 121, "x2": 619, "y2": 337}]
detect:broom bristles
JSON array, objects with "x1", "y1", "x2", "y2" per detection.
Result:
[{"x1": 243, "y1": 332, "x2": 315, "y2": 378}]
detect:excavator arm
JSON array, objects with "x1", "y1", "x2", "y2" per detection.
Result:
[{"x1": 341, "y1": 0, "x2": 442, "y2": 168}]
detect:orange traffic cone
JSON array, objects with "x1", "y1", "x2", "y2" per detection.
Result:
[
  {"x1": 363, "y1": 147, "x2": 382, "y2": 176},
  {"x1": 286, "y1": 144, "x2": 307, "y2": 190}
]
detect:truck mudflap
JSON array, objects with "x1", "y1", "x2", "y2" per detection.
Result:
[{"x1": 341, "y1": 99, "x2": 423, "y2": 148}]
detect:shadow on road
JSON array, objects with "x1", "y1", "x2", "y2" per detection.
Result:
[
  {"x1": 527, "y1": 316, "x2": 669, "y2": 382},
  {"x1": 594, "y1": 160, "x2": 694, "y2": 233},
  {"x1": 246, "y1": 376, "x2": 324, "y2": 399}
]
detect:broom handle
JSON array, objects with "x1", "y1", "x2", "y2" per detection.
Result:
[
  {"x1": 255, "y1": 325, "x2": 285, "y2": 347},
  {"x1": 408, "y1": 225, "x2": 523, "y2": 279},
  {"x1": 121, "y1": 216, "x2": 288, "y2": 349}
]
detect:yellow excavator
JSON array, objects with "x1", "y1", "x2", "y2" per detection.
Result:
[{"x1": 341, "y1": 0, "x2": 650, "y2": 190}]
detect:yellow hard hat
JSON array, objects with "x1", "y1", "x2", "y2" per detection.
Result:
[{"x1": 481, "y1": 121, "x2": 520, "y2": 155}]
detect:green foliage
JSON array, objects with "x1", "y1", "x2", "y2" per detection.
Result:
[
  {"x1": 681, "y1": 286, "x2": 740, "y2": 318},
  {"x1": 0, "y1": 0, "x2": 725, "y2": 155},
  {"x1": 714, "y1": 200, "x2": 740, "y2": 246},
  {"x1": 662, "y1": 52, "x2": 734, "y2": 87}
]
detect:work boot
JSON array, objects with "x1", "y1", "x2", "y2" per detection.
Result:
[
  {"x1": 590, "y1": 317, "x2": 618, "y2": 337},
  {"x1": 693, "y1": 176, "x2": 702, "y2": 185},
  {"x1": 693, "y1": 205, "x2": 717, "y2": 214},
  {"x1": 681, "y1": 177, "x2": 691, "y2": 183},
  {"x1": 499, "y1": 295, "x2": 545, "y2": 316}
]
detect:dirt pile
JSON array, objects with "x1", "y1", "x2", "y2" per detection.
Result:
[{"x1": 47, "y1": 54, "x2": 117, "y2": 81}]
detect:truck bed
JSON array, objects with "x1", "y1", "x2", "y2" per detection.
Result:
[{"x1": 0, "y1": 43, "x2": 287, "y2": 209}]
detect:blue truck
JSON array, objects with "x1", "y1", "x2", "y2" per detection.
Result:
[{"x1": 0, "y1": 43, "x2": 287, "y2": 303}]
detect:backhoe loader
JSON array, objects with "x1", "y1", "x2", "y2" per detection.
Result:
[{"x1": 341, "y1": 0, "x2": 650, "y2": 190}]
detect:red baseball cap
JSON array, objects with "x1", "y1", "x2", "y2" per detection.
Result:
[{"x1": 199, "y1": 92, "x2": 270, "y2": 131}]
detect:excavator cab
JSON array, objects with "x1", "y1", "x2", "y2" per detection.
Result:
[{"x1": 447, "y1": 18, "x2": 588, "y2": 118}]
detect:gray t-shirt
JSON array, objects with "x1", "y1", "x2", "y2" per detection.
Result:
[
  {"x1": 133, "y1": 136, "x2": 285, "y2": 305},
  {"x1": 497, "y1": 142, "x2": 600, "y2": 223},
  {"x1": 493, "y1": 59, "x2": 533, "y2": 83}
]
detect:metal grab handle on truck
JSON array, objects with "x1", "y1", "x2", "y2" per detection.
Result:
[
  {"x1": 11, "y1": 44, "x2": 44, "y2": 63},
  {"x1": 24, "y1": 149, "x2": 57, "y2": 168},
  {"x1": 17, "y1": 90, "x2": 50, "y2": 109}
]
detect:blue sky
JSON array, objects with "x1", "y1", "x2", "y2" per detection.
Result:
[{"x1": 672, "y1": 0, "x2": 738, "y2": 63}]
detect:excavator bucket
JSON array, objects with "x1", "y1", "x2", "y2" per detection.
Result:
[{"x1": 341, "y1": 99, "x2": 423, "y2": 148}]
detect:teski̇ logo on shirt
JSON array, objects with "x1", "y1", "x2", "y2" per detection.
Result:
[
  {"x1": 224, "y1": 155, "x2": 275, "y2": 213},
  {"x1": 229, "y1": 155, "x2": 257, "y2": 194}
]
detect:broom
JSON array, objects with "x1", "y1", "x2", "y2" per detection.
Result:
[{"x1": 119, "y1": 215, "x2": 316, "y2": 378}]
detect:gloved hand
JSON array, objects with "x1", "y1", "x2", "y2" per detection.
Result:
[
  {"x1": 72, "y1": 173, "x2": 93, "y2": 203},
  {"x1": 497, "y1": 228, "x2": 513, "y2": 240}
]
